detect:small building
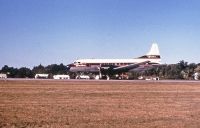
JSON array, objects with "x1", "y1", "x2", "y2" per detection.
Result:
[
  {"x1": 76, "y1": 75, "x2": 90, "y2": 79},
  {"x1": 35, "y1": 74, "x2": 49, "y2": 79},
  {"x1": 145, "y1": 76, "x2": 159, "y2": 81},
  {"x1": 53, "y1": 75, "x2": 70, "y2": 79},
  {"x1": 194, "y1": 73, "x2": 199, "y2": 80},
  {"x1": 0, "y1": 74, "x2": 7, "y2": 79},
  {"x1": 153, "y1": 77, "x2": 160, "y2": 81},
  {"x1": 138, "y1": 76, "x2": 144, "y2": 80}
]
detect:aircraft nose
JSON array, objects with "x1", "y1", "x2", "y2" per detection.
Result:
[{"x1": 69, "y1": 63, "x2": 76, "y2": 67}]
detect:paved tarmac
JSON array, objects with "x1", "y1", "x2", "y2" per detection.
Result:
[{"x1": 1, "y1": 78, "x2": 200, "y2": 83}]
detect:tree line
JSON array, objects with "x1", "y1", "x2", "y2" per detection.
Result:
[
  {"x1": 0, "y1": 61, "x2": 200, "y2": 79},
  {"x1": 0, "y1": 63, "x2": 69, "y2": 78},
  {"x1": 129, "y1": 60, "x2": 200, "y2": 80}
]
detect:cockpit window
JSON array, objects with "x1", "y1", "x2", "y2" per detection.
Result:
[{"x1": 74, "y1": 61, "x2": 81, "y2": 64}]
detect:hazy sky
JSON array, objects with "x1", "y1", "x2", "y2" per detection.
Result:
[{"x1": 0, "y1": 0, "x2": 200, "y2": 68}]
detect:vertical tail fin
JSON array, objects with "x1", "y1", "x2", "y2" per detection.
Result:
[
  {"x1": 146, "y1": 43, "x2": 161, "y2": 64},
  {"x1": 146, "y1": 43, "x2": 160, "y2": 56},
  {"x1": 137, "y1": 43, "x2": 161, "y2": 64}
]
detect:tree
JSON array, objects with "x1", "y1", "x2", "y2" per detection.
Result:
[
  {"x1": 16, "y1": 67, "x2": 34, "y2": 78},
  {"x1": 187, "y1": 63, "x2": 197, "y2": 79},
  {"x1": 45, "y1": 63, "x2": 68, "y2": 75},
  {"x1": 1, "y1": 65, "x2": 18, "y2": 78},
  {"x1": 32, "y1": 64, "x2": 46, "y2": 74},
  {"x1": 178, "y1": 60, "x2": 188, "y2": 70}
]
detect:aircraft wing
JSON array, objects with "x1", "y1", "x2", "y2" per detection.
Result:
[
  {"x1": 129, "y1": 63, "x2": 166, "y2": 72},
  {"x1": 112, "y1": 61, "x2": 150, "y2": 72}
]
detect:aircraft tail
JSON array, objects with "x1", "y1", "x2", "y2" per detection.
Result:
[
  {"x1": 146, "y1": 43, "x2": 160, "y2": 56},
  {"x1": 137, "y1": 43, "x2": 161, "y2": 64}
]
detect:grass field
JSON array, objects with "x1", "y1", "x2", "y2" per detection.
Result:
[{"x1": 0, "y1": 80, "x2": 200, "y2": 128}]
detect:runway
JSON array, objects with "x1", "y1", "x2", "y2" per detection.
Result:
[{"x1": 1, "y1": 78, "x2": 200, "y2": 83}]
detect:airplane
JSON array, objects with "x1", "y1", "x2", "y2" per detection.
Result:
[{"x1": 68, "y1": 43, "x2": 161, "y2": 80}]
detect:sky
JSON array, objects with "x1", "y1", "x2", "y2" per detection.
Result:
[{"x1": 0, "y1": 0, "x2": 200, "y2": 68}]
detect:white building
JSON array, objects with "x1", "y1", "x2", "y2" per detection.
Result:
[
  {"x1": 0, "y1": 74, "x2": 7, "y2": 79},
  {"x1": 35, "y1": 74, "x2": 49, "y2": 79},
  {"x1": 53, "y1": 75, "x2": 70, "y2": 79},
  {"x1": 76, "y1": 75, "x2": 90, "y2": 79},
  {"x1": 194, "y1": 73, "x2": 199, "y2": 80}
]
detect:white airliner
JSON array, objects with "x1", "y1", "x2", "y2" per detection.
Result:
[{"x1": 69, "y1": 43, "x2": 161, "y2": 79}]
